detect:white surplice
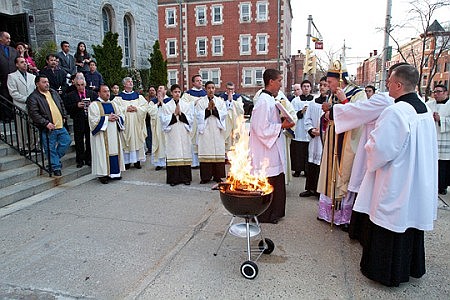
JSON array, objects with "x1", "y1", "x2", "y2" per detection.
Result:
[
  {"x1": 196, "y1": 96, "x2": 227, "y2": 162},
  {"x1": 160, "y1": 99, "x2": 194, "y2": 166},
  {"x1": 333, "y1": 92, "x2": 394, "y2": 192},
  {"x1": 249, "y1": 91, "x2": 285, "y2": 177},
  {"x1": 354, "y1": 99, "x2": 438, "y2": 233},
  {"x1": 304, "y1": 99, "x2": 324, "y2": 165}
]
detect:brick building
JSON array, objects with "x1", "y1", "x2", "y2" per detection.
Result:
[
  {"x1": 0, "y1": 0, "x2": 158, "y2": 69},
  {"x1": 355, "y1": 50, "x2": 381, "y2": 88},
  {"x1": 158, "y1": 0, "x2": 292, "y2": 96}
]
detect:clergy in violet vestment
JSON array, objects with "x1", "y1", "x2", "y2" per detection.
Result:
[
  {"x1": 249, "y1": 69, "x2": 295, "y2": 224},
  {"x1": 354, "y1": 64, "x2": 438, "y2": 287},
  {"x1": 88, "y1": 85, "x2": 125, "y2": 184}
]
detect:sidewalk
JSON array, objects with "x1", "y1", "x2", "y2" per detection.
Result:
[{"x1": 0, "y1": 164, "x2": 449, "y2": 299}]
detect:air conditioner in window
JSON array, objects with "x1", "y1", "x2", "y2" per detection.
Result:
[
  {"x1": 256, "y1": 80, "x2": 263, "y2": 86},
  {"x1": 198, "y1": 18, "x2": 205, "y2": 24},
  {"x1": 242, "y1": 15, "x2": 250, "y2": 22},
  {"x1": 199, "y1": 50, "x2": 206, "y2": 55}
]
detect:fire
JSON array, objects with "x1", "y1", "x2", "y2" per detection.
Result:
[{"x1": 225, "y1": 115, "x2": 273, "y2": 195}]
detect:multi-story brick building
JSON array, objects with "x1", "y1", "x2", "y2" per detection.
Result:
[
  {"x1": 355, "y1": 50, "x2": 381, "y2": 88},
  {"x1": 158, "y1": 0, "x2": 292, "y2": 96},
  {"x1": 0, "y1": 1, "x2": 158, "y2": 69}
]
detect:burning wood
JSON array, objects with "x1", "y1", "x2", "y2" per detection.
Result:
[{"x1": 224, "y1": 115, "x2": 273, "y2": 196}]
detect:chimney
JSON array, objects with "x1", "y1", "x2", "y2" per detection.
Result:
[{"x1": 374, "y1": 50, "x2": 378, "y2": 55}]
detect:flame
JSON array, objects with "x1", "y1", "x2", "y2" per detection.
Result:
[{"x1": 225, "y1": 115, "x2": 273, "y2": 195}]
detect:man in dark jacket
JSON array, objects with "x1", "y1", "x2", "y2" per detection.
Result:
[
  {"x1": 26, "y1": 74, "x2": 71, "y2": 176},
  {"x1": 64, "y1": 77, "x2": 97, "y2": 167},
  {"x1": 0, "y1": 31, "x2": 19, "y2": 121}
]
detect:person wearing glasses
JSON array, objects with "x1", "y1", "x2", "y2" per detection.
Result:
[{"x1": 427, "y1": 84, "x2": 450, "y2": 195}]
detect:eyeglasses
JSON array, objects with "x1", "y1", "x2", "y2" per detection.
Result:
[{"x1": 433, "y1": 90, "x2": 444, "y2": 93}]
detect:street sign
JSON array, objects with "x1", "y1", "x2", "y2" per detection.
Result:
[{"x1": 315, "y1": 41, "x2": 323, "y2": 50}]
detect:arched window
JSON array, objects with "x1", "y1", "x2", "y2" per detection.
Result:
[
  {"x1": 123, "y1": 13, "x2": 135, "y2": 67},
  {"x1": 102, "y1": 8, "x2": 110, "y2": 35},
  {"x1": 101, "y1": 5, "x2": 116, "y2": 36}
]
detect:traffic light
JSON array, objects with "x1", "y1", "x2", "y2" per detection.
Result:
[{"x1": 304, "y1": 49, "x2": 316, "y2": 75}]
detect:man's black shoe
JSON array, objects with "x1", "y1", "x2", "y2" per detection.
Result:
[
  {"x1": 134, "y1": 161, "x2": 142, "y2": 169},
  {"x1": 85, "y1": 161, "x2": 91, "y2": 166},
  {"x1": 341, "y1": 224, "x2": 350, "y2": 232},
  {"x1": 125, "y1": 163, "x2": 130, "y2": 170},
  {"x1": 293, "y1": 171, "x2": 300, "y2": 177},
  {"x1": 76, "y1": 162, "x2": 83, "y2": 168},
  {"x1": 200, "y1": 180, "x2": 210, "y2": 184},
  {"x1": 155, "y1": 166, "x2": 163, "y2": 171},
  {"x1": 299, "y1": 190, "x2": 315, "y2": 197},
  {"x1": 99, "y1": 176, "x2": 109, "y2": 184},
  {"x1": 53, "y1": 170, "x2": 62, "y2": 177},
  {"x1": 439, "y1": 189, "x2": 447, "y2": 195}
]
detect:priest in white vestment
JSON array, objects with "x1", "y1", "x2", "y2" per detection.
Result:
[
  {"x1": 196, "y1": 81, "x2": 228, "y2": 184},
  {"x1": 113, "y1": 77, "x2": 152, "y2": 169},
  {"x1": 181, "y1": 74, "x2": 207, "y2": 168},
  {"x1": 249, "y1": 69, "x2": 295, "y2": 224},
  {"x1": 219, "y1": 82, "x2": 244, "y2": 153},
  {"x1": 150, "y1": 85, "x2": 171, "y2": 170},
  {"x1": 88, "y1": 85, "x2": 125, "y2": 184},
  {"x1": 355, "y1": 64, "x2": 438, "y2": 287}
]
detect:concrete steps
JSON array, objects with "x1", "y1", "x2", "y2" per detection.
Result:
[{"x1": 0, "y1": 140, "x2": 91, "y2": 208}]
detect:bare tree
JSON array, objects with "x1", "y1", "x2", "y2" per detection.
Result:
[{"x1": 384, "y1": 0, "x2": 449, "y2": 98}]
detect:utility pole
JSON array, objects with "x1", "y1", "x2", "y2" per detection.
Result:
[
  {"x1": 380, "y1": 0, "x2": 392, "y2": 92},
  {"x1": 303, "y1": 15, "x2": 312, "y2": 81}
]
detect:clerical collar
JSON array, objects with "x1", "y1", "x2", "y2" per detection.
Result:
[
  {"x1": 437, "y1": 98, "x2": 449, "y2": 104},
  {"x1": 261, "y1": 89, "x2": 273, "y2": 96},
  {"x1": 395, "y1": 92, "x2": 427, "y2": 114},
  {"x1": 208, "y1": 96, "x2": 214, "y2": 101}
]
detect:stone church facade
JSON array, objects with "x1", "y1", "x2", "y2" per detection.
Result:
[{"x1": 0, "y1": 0, "x2": 158, "y2": 68}]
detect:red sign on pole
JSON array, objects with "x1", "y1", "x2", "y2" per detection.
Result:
[{"x1": 315, "y1": 41, "x2": 323, "y2": 50}]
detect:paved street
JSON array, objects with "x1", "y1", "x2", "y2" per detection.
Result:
[{"x1": 0, "y1": 164, "x2": 449, "y2": 299}]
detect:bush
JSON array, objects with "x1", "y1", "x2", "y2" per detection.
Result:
[
  {"x1": 34, "y1": 41, "x2": 57, "y2": 70},
  {"x1": 92, "y1": 32, "x2": 127, "y2": 88}
]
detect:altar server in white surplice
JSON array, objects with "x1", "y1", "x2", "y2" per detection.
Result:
[
  {"x1": 196, "y1": 81, "x2": 227, "y2": 184},
  {"x1": 88, "y1": 85, "x2": 125, "y2": 184},
  {"x1": 161, "y1": 84, "x2": 194, "y2": 186},
  {"x1": 355, "y1": 64, "x2": 438, "y2": 287},
  {"x1": 249, "y1": 69, "x2": 295, "y2": 224}
]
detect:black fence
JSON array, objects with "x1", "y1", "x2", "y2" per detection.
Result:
[{"x1": 0, "y1": 94, "x2": 52, "y2": 176}]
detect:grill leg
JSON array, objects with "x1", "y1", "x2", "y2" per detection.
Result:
[
  {"x1": 214, "y1": 216, "x2": 235, "y2": 256},
  {"x1": 246, "y1": 218, "x2": 252, "y2": 261}
]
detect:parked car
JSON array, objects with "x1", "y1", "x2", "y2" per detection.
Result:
[{"x1": 215, "y1": 91, "x2": 254, "y2": 117}]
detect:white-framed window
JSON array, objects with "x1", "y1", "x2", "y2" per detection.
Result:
[
  {"x1": 256, "y1": 33, "x2": 268, "y2": 54},
  {"x1": 239, "y1": 34, "x2": 251, "y2": 55},
  {"x1": 168, "y1": 70, "x2": 178, "y2": 86},
  {"x1": 211, "y1": 5, "x2": 223, "y2": 25},
  {"x1": 196, "y1": 6, "x2": 207, "y2": 26},
  {"x1": 212, "y1": 36, "x2": 223, "y2": 56},
  {"x1": 166, "y1": 39, "x2": 177, "y2": 57},
  {"x1": 240, "y1": 2, "x2": 251, "y2": 23},
  {"x1": 256, "y1": 1, "x2": 268, "y2": 22},
  {"x1": 196, "y1": 37, "x2": 207, "y2": 56},
  {"x1": 242, "y1": 67, "x2": 265, "y2": 86},
  {"x1": 200, "y1": 68, "x2": 221, "y2": 86},
  {"x1": 166, "y1": 8, "x2": 176, "y2": 27}
]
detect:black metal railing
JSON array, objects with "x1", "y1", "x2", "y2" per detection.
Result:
[{"x1": 0, "y1": 94, "x2": 52, "y2": 176}]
